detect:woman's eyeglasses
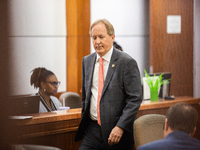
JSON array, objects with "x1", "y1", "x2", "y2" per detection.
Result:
[{"x1": 46, "y1": 81, "x2": 61, "y2": 87}]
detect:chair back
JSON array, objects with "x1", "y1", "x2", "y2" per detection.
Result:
[
  {"x1": 14, "y1": 144, "x2": 61, "y2": 150},
  {"x1": 59, "y1": 92, "x2": 81, "y2": 109},
  {"x1": 134, "y1": 114, "x2": 166, "y2": 149}
]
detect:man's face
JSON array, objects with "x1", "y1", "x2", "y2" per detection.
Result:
[{"x1": 91, "y1": 23, "x2": 115, "y2": 57}]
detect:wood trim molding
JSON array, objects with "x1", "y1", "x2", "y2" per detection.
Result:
[
  {"x1": 20, "y1": 127, "x2": 79, "y2": 139},
  {"x1": 66, "y1": 0, "x2": 90, "y2": 96},
  {"x1": 139, "y1": 96, "x2": 200, "y2": 110}
]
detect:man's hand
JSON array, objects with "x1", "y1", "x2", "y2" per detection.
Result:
[{"x1": 108, "y1": 126, "x2": 124, "y2": 146}]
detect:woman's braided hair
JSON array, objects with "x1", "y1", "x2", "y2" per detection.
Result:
[{"x1": 30, "y1": 67, "x2": 54, "y2": 89}]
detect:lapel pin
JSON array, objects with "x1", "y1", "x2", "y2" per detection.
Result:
[{"x1": 112, "y1": 64, "x2": 115, "y2": 67}]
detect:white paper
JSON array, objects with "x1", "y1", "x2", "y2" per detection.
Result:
[
  {"x1": 9, "y1": 116, "x2": 33, "y2": 119},
  {"x1": 167, "y1": 15, "x2": 181, "y2": 34}
]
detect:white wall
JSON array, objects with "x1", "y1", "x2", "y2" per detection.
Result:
[
  {"x1": 9, "y1": 0, "x2": 67, "y2": 95},
  {"x1": 91, "y1": 0, "x2": 149, "y2": 77},
  {"x1": 194, "y1": 0, "x2": 200, "y2": 98}
]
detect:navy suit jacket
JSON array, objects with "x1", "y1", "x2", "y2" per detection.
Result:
[
  {"x1": 138, "y1": 131, "x2": 200, "y2": 150},
  {"x1": 75, "y1": 48, "x2": 142, "y2": 148}
]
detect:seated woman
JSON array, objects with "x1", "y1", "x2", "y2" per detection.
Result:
[{"x1": 30, "y1": 67, "x2": 62, "y2": 113}]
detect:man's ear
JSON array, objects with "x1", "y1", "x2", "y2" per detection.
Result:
[
  {"x1": 163, "y1": 118, "x2": 168, "y2": 138},
  {"x1": 111, "y1": 34, "x2": 115, "y2": 42},
  {"x1": 190, "y1": 127, "x2": 196, "y2": 137},
  {"x1": 164, "y1": 118, "x2": 168, "y2": 131}
]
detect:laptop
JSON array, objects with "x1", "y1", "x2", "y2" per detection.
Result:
[{"x1": 9, "y1": 95, "x2": 40, "y2": 116}]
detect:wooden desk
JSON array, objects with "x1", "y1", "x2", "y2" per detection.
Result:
[
  {"x1": 13, "y1": 109, "x2": 82, "y2": 150},
  {"x1": 13, "y1": 97, "x2": 200, "y2": 150}
]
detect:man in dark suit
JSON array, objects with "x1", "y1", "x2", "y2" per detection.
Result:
[
  {"x1": 75, "y1": 19, "x2": 142, "y2": 150},
  {"x1": 138, "y1": 102, "x2": 200, "y2": 150}
]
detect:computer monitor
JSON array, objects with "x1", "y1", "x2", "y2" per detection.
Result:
[{"x1": 148, "y1": 72, "x2": 172, "y2": 98}]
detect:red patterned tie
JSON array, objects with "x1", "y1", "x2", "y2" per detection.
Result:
[{"x1": 97, "y1": 57, "x2": 104, "y2": 125}]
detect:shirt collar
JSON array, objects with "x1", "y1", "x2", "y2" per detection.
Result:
[{"x1": 96, "y1": 46, "x2": 113, "y2": 62}]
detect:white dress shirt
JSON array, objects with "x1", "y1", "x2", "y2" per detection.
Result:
[{"x1": 89, "y1": 47, "x2": 113, "y2": 121}]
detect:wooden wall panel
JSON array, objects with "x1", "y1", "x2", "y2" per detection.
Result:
[
  {"x1": 150, "y1": 0, "x2": 193, "y2": 96},
  {"x1": 66, "y1": 0, "x2": 90, "y2": 96}
]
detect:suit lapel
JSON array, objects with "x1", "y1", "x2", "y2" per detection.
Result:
[
  {"x1": 101, "y1": 48, "x2": 118, "y2": 97},
  {"x1": 85, "y1": 53, "x2": 96, "y2": 98}
]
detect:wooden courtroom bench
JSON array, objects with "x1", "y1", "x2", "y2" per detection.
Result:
[{"x1": 12, "y1": 96, "x2": 200, "y2": 150}]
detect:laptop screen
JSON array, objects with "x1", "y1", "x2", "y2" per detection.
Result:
[{"x1": 9, "y1": 95, "x2": 40, "y2": 116}]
